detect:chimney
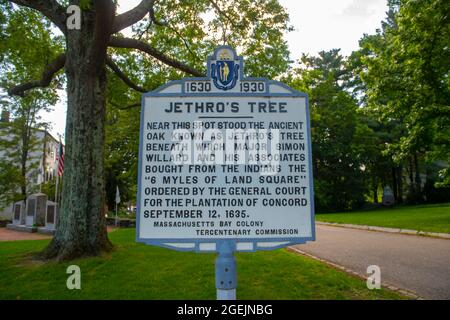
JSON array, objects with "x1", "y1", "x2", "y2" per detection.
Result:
[{"x1": 0, "y1": 109, "x2": 10, "y2": 123}]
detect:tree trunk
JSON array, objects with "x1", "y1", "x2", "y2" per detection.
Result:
[
  {"x1": 414, "y1": 152, "x2": 422, "y2": 200},
  {"x1": 372, "y1": 176, "x2": 378, "y2": 204},
  {"x1": 408, "y1": 156, "x2": 415, "y2": 200},
  {"x1": 42, "y1": 4, "x2": 114, "y2": 260},
  {"x1": 392, "y1": 167, "x2": 397, "y2": 203},
  {"x1": 20, "y1": 124, "x2": 29, "y2": 199},
  {"x1": 397, "y1": 165, "x2": 403, "y2": 203}
]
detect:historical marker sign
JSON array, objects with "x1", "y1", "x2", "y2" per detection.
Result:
[{"x1": 137, "y1": 46, "x2": 315, "y2": 253}]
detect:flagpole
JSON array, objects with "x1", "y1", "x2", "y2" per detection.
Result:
[
  {"x1": 55, "y1": 171, "x2": 59, "y2": 203},
  {"x1": 115, "y1": 186, "x2": 120, "y2": 227},
  {"x1": 55, "y1": 136, "x2": 64, "y2": 206},
  {"x1": 55, "y1": 173, "x2": 59, "y2": 203}
]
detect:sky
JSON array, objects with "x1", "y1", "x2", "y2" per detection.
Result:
[{"x1": 44, "y1": 0, "x2": 388, "y2": 140}]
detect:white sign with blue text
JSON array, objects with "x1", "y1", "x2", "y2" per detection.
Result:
[{"x1": 137, "y1": 46, "x2": 315, "y2": 252}]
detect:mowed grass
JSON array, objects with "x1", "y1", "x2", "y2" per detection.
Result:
[
  {"x1": 0, "y1": 228, "x2": 404, "y2": 300},
  {"x1": 316, "y1": 203, "x2": 450, "y2": 234}
]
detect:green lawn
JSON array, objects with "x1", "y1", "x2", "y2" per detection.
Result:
[
  {"x1": 316, "y1": 203, "x2": 450, "y2": 234},
  {"x1": 0, "y1": 228, "x2": 404, "y2": 300}
]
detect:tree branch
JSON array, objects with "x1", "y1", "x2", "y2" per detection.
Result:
[
  {"x1": 208, "y1": 0, "x2": 238, "y2": 29},
  {"x1": 109, "y1": 100, "x2": 141, "y2": 110},
  {"x1": 113, "y1": 0, "x2": 151, "y2": 34},
  {"x1": 7, "y1": 53, "x2": 66, "y2": 97},
  {"x1": 105, "y1": 56, "x2": 147, "y2": 93},
  {"x1": 91, "y1": 0, "x2": 115, "y2": 68},
  {"x1": 109, "y1": 37, "x2": 204, "y2": 76},
  {"x1": 113, "y1": 0, "x2": 166, "y2": 34},
  {"x1": 149, "y1": 0, "x2": 167, "y2": 27},
  {"x1": 8, "y1": 0, "x2": 67, "y2": 33}
]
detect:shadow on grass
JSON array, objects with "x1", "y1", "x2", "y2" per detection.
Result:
[{"x1": 0, "y1": 228, "x2": 406, "y2": 300}]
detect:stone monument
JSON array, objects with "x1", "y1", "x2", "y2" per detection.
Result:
[
  {"x1": 38, "y1": 201, "x2": 58, "y2": 235},
  {"x1": 7, "y1": 194, "x2": 57, "y2": 233},
  {"x1": 11, "y1": 200, "x2": 26, "y2": 225},
  {"x1": 25, "y1": 193, "x2": 47, "y2": 227},
  {"x1": 382, "y1": 186, "x2": 395, "y2": 206}
]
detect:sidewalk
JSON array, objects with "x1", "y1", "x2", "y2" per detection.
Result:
[
  {"x1": 292, "y1": 224, "x2": 450, "y2": 299},
  {"x1": 0, "y1": 226, "x2": 118, "y2": 241},
  {"x1": 0, "y1": 228, "x2": 51, "y2": 241},
  {"x1": 316, "y1": 221, "x2": 450, "y2": 239}
]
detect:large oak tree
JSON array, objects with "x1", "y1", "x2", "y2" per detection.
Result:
[{"x1": 4, "y1": 0, "x2": 291, "y2": 260}]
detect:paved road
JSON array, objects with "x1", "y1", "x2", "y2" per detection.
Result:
[{"x1": 292, "y1": 224, "x2": 450, "y2": 300}]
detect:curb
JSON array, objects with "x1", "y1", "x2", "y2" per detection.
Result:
[
  {"x1": 316, "y1": 221, "x2": 450, "y2": 239},
  {"x1": 286, "y1": 246, "x2": 422, "y2": 300}
]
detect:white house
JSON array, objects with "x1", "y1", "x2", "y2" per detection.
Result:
[{"x1": 0, "y1": 110, "x2": 60, "y2": 219}]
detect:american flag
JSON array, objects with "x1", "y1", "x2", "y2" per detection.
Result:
[{"x1": 57, "y1": 141, "x2": 64, "y2": 177}]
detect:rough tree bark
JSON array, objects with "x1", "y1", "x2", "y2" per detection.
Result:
[
  {"x1": 397, "y1": 165, "x2": 403, "y2": 203},
  {"x1": 407, "y1": 156, "x2": 417, "y2": 204},
  {"x1": 392, "y1": 167, "x2": 398, "y2": 203},
  {"x1": 42, "y1": 1, "x2": 115, "y2": 260},
  {"x1": 19, "y1": 108, "x2": 34, "y2": 199}
]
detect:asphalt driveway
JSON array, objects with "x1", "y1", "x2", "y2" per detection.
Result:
[{"x1": 292, "y1": 224, "x2": 450, "y2": 299}]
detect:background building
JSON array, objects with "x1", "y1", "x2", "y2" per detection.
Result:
[{"x1": 0, "y1": 110, "x2": 60, "y2": 219}]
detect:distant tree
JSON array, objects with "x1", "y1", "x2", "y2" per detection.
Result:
[
  {"x1": 285, "y1": 50, "x2": 369, "y2": 212},
  {"x1": 0, "y1": 6, "x2": 59, "y2": 209},
  {"x1": 356, "y1": 0, "x2": 450, "y2": 202},
  {"x1": 102, "y1": 0, "x2": 294, "y2": 213},
  {"x1": 0, "y1": 94, "x2": 55, "y2": 207},
  {"x1": 347, "y1": 43, "x2": 405, "y2": 204}
]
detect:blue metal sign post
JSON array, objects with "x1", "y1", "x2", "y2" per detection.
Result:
[
  {"x1": 215, "y1": 241, "x2": 237, "y2": 300},
  {"x1": 136, "y1": 46, "x2": 315, "y2": 300}
]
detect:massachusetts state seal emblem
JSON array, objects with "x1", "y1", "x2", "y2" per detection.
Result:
[{"x1": 211, "y1": 49, "x2": 239, "y2": 91}]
